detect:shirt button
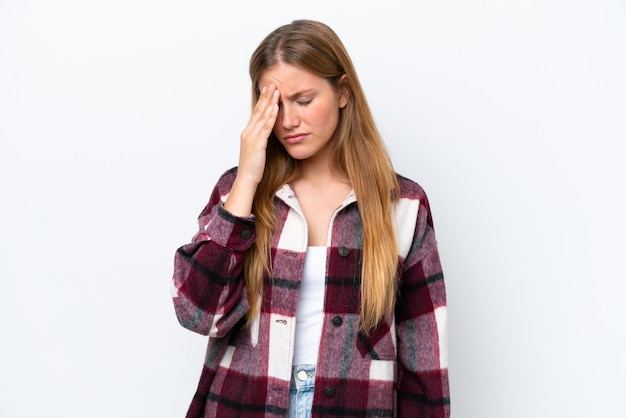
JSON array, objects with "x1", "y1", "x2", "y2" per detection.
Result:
[
  {"x1": 324, "y1": 385, "x2": 336, "y2": 397},
  {"x1": 240, "y1": 229, "x2": 252, "y2": 239},
  {"x1": 338, "y1": 247, "x2": 349, "y2": 257},
  {"x1": 332, "y1": 316, "x2": 343, "y2": 327}
]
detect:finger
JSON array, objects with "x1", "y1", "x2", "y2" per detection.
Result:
[
  {"x1": 241, "y1": 84, "x2": 280, "y2": 147},
  {"x1": 248, "y1": 88, "x2": 279, "y2": 136},
  {"x1": 246, "y1": 88, "x2": 272, "y2": 130},
  {"x1": 260, "y1": 89, "x2": 280, "y2": 127},
  {"x1": 253, "y1": 84, "x2": 277, "y2": 116}
]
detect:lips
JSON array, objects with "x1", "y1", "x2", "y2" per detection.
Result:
[{"x1": 283, "y1": 133, "x2": 308, "y2": 144}]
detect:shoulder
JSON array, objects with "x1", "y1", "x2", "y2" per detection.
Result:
[
  {"x1": 394, "y1": 173, "x2": 436, "y2": 225},
  {"x1": 216, "y1": 166, "x2": 239, "y2": 185},
  {"x1": 212, "y1": 166, "x2": 239, "y2": 196},
  {"x1": 395, "y1": 172, "x2": 429, "y2": 201},
  {"x1": 198, "y1": 167, "x2": 239, "y2": 216}
]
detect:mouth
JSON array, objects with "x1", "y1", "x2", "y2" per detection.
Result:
[{"x1": 283, "y1": 133, "x2": 308, "y2": 144}]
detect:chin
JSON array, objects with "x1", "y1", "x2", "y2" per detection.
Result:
[
  {"x1": 287, "y1": 154, "x2": 311, "y2": 161},
  {"x1": 284, "y1": 149, "x2": 314, "y2": 161}
]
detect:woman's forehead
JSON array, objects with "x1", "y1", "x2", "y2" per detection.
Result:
[{"x1": 259, "y1": 63, "x2": 327, "y2": 93}]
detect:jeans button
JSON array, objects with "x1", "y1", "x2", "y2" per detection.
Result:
[{"x1": 297, "y1": 370, "x2": 307, "y2": 381}]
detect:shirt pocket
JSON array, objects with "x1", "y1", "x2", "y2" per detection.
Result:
[
  {"x1": 356, "y1": 322, "x2": 396, "y2": 361},
  {"x1": 227, "y1": 317, "x2": 259, "y2": 349}
]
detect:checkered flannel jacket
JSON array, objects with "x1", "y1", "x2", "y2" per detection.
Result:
[{"x1": 172, "y1": 167, "x2": 450, "y2": 417}]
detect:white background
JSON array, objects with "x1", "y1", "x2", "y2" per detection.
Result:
[{"x1": 1, "y1": 1, "x2": 625, "y2": 417}]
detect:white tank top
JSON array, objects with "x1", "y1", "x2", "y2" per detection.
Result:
[{"x1": 293, "y1": 246, "x2": 327, "y2": 365}]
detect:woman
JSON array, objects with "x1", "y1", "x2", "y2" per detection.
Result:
[{"x1": 172, "y1": 19, "x2": 450, "y2": 418}]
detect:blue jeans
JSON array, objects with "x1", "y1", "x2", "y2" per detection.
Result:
[{"x1": 288, "y1": 364, "x2": 316, "y2": 418}]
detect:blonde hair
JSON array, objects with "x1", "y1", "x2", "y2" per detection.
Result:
[{"x1": 246, "y1": 19, "x2": 400, "y2": 333}]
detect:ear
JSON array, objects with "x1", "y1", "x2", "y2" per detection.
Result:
[{"x1": 338, "y1": 74, "x2": 350, "y2": 109}]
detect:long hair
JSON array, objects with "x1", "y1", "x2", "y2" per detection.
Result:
[{"x1": 246, "y1": 19, "x2": 400, "y2": 333}]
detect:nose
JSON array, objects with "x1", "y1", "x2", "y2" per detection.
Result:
[{"x1": 280, "y1": 104, "x2": 300, "y2": 129}]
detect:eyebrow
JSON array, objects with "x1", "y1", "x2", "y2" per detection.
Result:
[{"x1": 283, "y1": 89, "x2": 315, "y2": 101}]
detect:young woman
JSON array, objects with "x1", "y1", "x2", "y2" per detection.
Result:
[{"x1": 172, "y1": 19, "x2": 450, "y2": 418}]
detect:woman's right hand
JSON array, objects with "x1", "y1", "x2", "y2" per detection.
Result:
[
  {"x1": 224, "y1": 84, "x2": 280, "y2": 217},
  {"x1": 237, "y1": 84, "x2": 280, "y2": 185}
]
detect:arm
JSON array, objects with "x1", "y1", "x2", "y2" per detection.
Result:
[
  {"x1": 395, "y1": 195, "x2": 450, "y2": 417},
  {"x1": 172, "y1": 84, "x2": 280, "y2": 337},
  {"x1": 171, "y1": 170, "x2": 256, "y2": 337}
]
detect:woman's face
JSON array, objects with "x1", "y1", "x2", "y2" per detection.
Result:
[{"x1": 259, "y1": 63, "x2": 348, "y2": 162}]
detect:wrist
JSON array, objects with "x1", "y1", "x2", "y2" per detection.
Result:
[{"x1": 224, "y1": 178, "x2": 257, "y2": 217}]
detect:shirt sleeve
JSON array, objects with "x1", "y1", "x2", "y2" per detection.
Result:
[
  {"x1": 395, "y1": 193, "x2": 450, "y2": 417},
  {"x1": 171, "y1": 171, "x2": 256, "y2": 337}
]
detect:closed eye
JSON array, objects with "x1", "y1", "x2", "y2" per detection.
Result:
[{"x1": 297, "y1": 99, "x2": 312, "y2": 106}]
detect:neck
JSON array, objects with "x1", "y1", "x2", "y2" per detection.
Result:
[
  {"x1": 298, "y1": 159, "x2": 347, "y2": 185},
  {"x1": 296, "y1": 146, "x2": 347, "y2": 184}
]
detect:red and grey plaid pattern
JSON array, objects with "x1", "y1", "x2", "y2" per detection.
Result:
[{"x1": 172, "y1": 167, "x2": 450, "y2": 417}]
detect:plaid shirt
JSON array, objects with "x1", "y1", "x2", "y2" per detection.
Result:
[{"x1": 172, "y1": 167, "x2": 450, "y2": 417}]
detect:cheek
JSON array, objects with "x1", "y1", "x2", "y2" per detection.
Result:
[
  {"x1": 317, "y1": 106, "x2": 340, "y2": 129},
  {"x1": 310, "y1": 104, "x2": 336, "y2": 125}
]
